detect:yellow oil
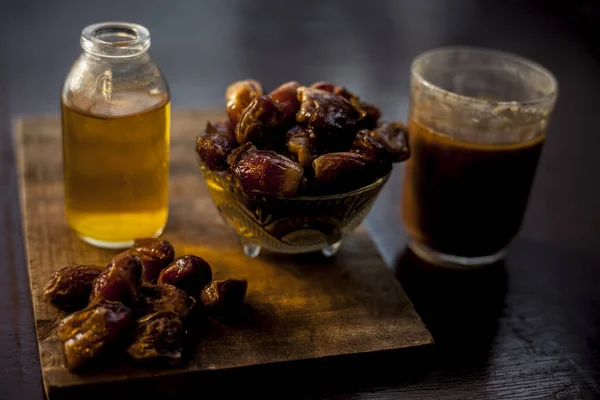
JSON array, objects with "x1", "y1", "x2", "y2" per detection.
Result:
[{"x1": 61, "y1": 95, "x2": 170, "y2": 246}]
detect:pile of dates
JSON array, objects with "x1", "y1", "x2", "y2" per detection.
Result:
[
  {"x1": 196, "y1": 80, "x2": 409, "y2": 197},
  {"x1": 43, "y1": 238, "x2": 247, "y2": 371}
]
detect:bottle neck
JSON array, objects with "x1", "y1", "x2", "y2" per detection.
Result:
[{"x1": 80, "y1": 22, "x2": 151, "y2": 59}]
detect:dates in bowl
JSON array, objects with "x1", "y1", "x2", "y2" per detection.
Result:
[{"x1": 196, "y1": 80, "x2": 409, "y2": 257}]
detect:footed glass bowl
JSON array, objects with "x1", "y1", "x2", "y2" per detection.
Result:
[{"x1": 198, "y1": 160, "x2": 390, "y2": 258}]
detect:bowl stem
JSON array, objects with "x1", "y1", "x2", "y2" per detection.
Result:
[
  {"x1": 321, "y1": 240, "x2": 342, "y2": 257},
  {"x1": 241, "y1": 238, "x2": 261, "y2": 258}
]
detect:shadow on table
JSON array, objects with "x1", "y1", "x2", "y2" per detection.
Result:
[{"x1": 394, "y1": 247, "x2": 508, "y2": 369}]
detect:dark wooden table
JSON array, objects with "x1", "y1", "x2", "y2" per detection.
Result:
[{"x1": 1, "y1": 1, "x2": 599, "y2": 398}]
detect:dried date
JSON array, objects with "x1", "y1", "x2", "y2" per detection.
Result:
[
  {"x1": 58, "y1": 300, "x2": 132, "y2": 371},
  {"x1": 312, "y1": 152, "x2": 371, "y2": 183},
  {"x1": 127, "y1": 250, "x2": 164, "y2": 284},
  {"x1": 196, "y1": 125, "x2": 239, "y2": 171},
  {"x1": 350, "y1": 130, "x2": 387, "y2": 163},
  {"x1": 89, "y1": 251, "x2": 143, "y2": 304},
  {"x1": 133, "y1": 238, "x2": 175, "y2": 265},
  {"x1": 269, "y1": 81, "x2": 300, "y2": 120},
  {"x1": 127, "y1": 311, "x2": 186, "y2": 365},
  {"x1": 368, "y1": 122, "x2": 410, "y2": 163},
  {"x1": 308, "y1": 82, "x2": 379, "y2": 130},
  {"x1": 200, "y1": 279, "x2": 248, "y2": 314},
  {"x1": 309, "y1": 81, "x2": 357, "y2": 102},
  {"x1": 132, "y1": 238, "x2": 175, "y2": 282},
  {"x1": 285, "y1": 125, "x2": 316, "y2": 168},
  {"x1": 356, "y1": 102, "x2": 381, "y2": 130},
  {"x1": 158, "y1": 255, "x2": 213, "y2": 297},
  {"x1": 228, "y1": 143, "x2": 304, "y2": 198},
  {"x1": 235, "y1": 95, "x2": 285, "y2": 146},
  {"x1": 225, "y1": 79, "x2": 263, "y2": 127},
  {"x1": 135, "y1": 283, "x2": 196, "y2": 319},
  {"x1": 197, "y1": 133, "x2": 237, "y2": 171},
  {"x1": 296, "y1": 87, "x2": 362, "y2": 151},
  {"x1": 43, "y1": 264, "x2": 104, "y2": 311}
]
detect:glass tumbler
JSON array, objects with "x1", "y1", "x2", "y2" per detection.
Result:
[{"x1": 402, "y1": 47, "x2": 558, "y2": 267}]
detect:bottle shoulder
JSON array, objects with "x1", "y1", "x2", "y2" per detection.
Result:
[{"x1": 62, "y1": 52, "x2": 169, "y2": 118}]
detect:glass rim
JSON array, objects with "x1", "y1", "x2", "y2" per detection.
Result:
[
  {"x1": 81, "y1": 22, "x2": 150, "y2": 58},
  {"x1": 411, "y1": 46, "x2": 559, "y2": 107}
]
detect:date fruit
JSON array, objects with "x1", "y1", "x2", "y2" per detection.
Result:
[
  {"x1": 158, "y1": 255, "x2": 213, "y2": 297},
  {"x1": 135, "y1": 284, "x2": 196, "y2": 319},
  {"x1": 200, "y1": 279, "x2": 248, "y2": 314},
  {"x1": 89, "y1": 251, "x2": 143, "y2": 304},
  {"x1": 127, "y1": 250, "x2": 164, "y2": 284},
  {"x1": 127, "y1": 311, "x2": 186, "y2": 365},
  {"x1": 235, "y1": 95, "x2": 285, "y2": 146},
  {"x1": 228, "y1": 143, "x2": 304, "y2": 198},
  {"x1": 350, "y1": 130, "x2": 387, "y2": 163},
  {"x1": 269, "y1": 81, "x2": 300, "y2": 120},
  {"x1": 43, "y1": 264, "x2": 104, "y2": 311},
  {"x1": 309, "y1": 81, "x2": 372, "y2": 124},
  {"x1": 296, "y1": 87, "x2": 362, "y2": 151},
  {"x1": 58, "y1": 300, "x2": 132, "y2": 371},
  {"x1": 133, "y1": 238, "x2": 175, "y2": 265},
  {"x1": 225, "y1": 79, "x2": 263, "y2": 127},
  {"x1": 197, "y1": 133, "x2": 237, "y2": 171},
  {"x1": 368, "y1": 122, "x2": 410, "y2": 163},
  {"x1": 132, "y1": 238, "x2": 175, "y2": 282},
  {"x1": 312, "y1": 152, "x2": 371, "y2": 184},
  {"x1": 285, "y1": 125, "x2": 315, "y2": 168},
  {"x1": 357, "y1": 102, "x2": 381, "y2": 130},
  {"x1": 309, "y1": 81, "x2": 357, "y2": 102},
  {"x1": 306, "y1": 81, "x2": 382, "y2": 129}
]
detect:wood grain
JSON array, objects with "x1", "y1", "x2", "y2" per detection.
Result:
[{"x1": 15, "y1": 111, "x2": 433, "y2": 399}]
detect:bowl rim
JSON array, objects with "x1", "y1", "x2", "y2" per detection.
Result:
[{"x1": 197, "y1": 157, "x2": 392, "y2": 201}]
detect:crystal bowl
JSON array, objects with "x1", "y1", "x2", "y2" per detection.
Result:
[{"x1": 197, "y1": 159, "x2": 390, "y2": 258}]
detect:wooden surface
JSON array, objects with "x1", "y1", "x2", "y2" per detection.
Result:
[
  {"x1": 2, "y1": 1, "x2": 600, "y2": 399},
  {"x1": 15, "y1": 111, "x2": 433, "y2": 399}
]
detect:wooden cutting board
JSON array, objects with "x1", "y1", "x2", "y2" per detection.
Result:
[{"x1": 14, "y1": 110, "x2": 433, "y2": 400}]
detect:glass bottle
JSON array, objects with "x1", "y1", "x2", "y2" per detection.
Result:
[{"x1": 61, "y1": 22, "x2": 170, "y2": 249}]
